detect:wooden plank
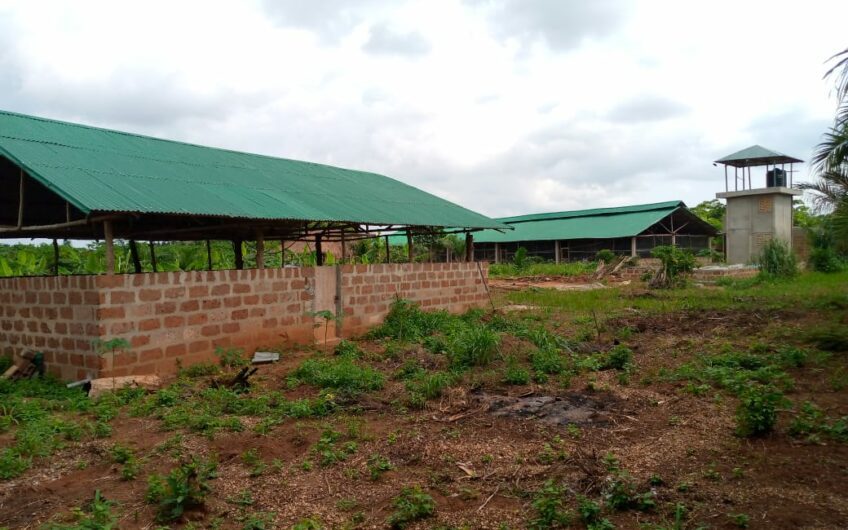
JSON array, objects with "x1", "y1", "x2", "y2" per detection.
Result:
[
  {"x1": 17, "y1": 169, "x2": 24, "y2": 228},
  {"x1": 103, "y1": 220, "x2": 115, "y2": 275},
  {"x1": 52, "y1": 239, "x2": 60, "y2": 275},
  {"x1": 149, "y1": 241, "x2": 157, "y2": 272},
  {"x1": 315, "y1": 234, "x2": 324, "y2": 266},
  {"x1": 206, "y1": 240, "x2": 213, "y2": 271},
  {"x1": 129, "y1": 240, "x2": 142, "y2": 273},
  {"x1": 256, "y1": 231, "x2": 265, "y2": 269},
  {"x1": 465, "y1": 233, "x2": 474, "y2": 262},
  {"x1": 233, "y1": 240, "x2": 244, "y2": 270}
]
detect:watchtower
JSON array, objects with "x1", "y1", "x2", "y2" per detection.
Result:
[{"x1": 715, "y1": 145, "x2": 803, "y2": 265}]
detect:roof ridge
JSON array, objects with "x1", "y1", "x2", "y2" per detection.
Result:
[
  {"x1": 497, "y1": 200, "x2": 684, "y2": 223},
  {"x1": 0, "y1": 108, "x2": 378, "y2": 177}
]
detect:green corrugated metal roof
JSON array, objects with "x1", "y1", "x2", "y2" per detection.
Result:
[
  {"x1": 0, "y1": 110, "x2": 508, "y2": 229},
  {"x1": 715, "y1": 145, "x2": 803, "y2": 167},
  {"x1": 497, "y1": 200, "x2": 683, "y2": 224},
  {"x1": 474, "y1": 201, "x2": 704, "y2": 243}
]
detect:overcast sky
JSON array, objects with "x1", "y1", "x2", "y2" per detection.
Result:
[{"x1": 1, "y1": 0, "x2": 846, "y2": 218}]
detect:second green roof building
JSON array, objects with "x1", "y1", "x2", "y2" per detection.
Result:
[{"x1": 473, "y1": 201, "x2": 717, "y2": 262}]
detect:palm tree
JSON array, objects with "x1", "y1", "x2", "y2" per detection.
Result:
[{"x1": 799, "y1": 47, "x2": 848, "y2": 244}]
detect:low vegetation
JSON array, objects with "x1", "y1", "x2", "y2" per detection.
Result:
[{"x1": 0, "y1": 270, "x2": 846, "y2": 528}]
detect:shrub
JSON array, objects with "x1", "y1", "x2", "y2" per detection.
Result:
[
  {"x1": 756, "y1": 239, "x2": 797, "y2": 279},
  {"x1": 596, "y1": 249, "x2": 616, "y2": 264},
  {"x1": 292, "y1": 357, "x2": 384, "y2": 393},
  {"x1": 367, "y1": 454, "x2": 393, "y2": 480},
  {"x1": 449, "y1": 325, "x2": 500, "y2": 367},
  {"x1": 216, "y1": 346, "x2": 250, "y2": 369},
  {"x1": 146, "y1": 457, "x2": 218, "y2": 522},
  {"x1": 735, "y1": 384, "x2": 786, "y2": 437},
  {"x1": 369, "y1": 299, "x2": 451, "y2": 342},
  {"x1": 810, "y1": 246, "x2": 844, "y2": 272},
  {"x1": 387, "y1": 486, "x2": 435, "y2": 529},
  {"x1": 530, "y1": 348, "x2": 566, "y2": 375},
  {"x1": 529, "y1": 480, "x2": 571, "y2": 529},
  {"x1": 503, "y1": 356, "x2": 531, "y2": 385},
  {"x1": 46, "y1": 490, "x2": 117, "y2": 529},
  {"x1": 514, "y1": 247, "x2": 529, "y2": 270},
  {"x1": 603, "y1": 345, "x2": 633, "y2": 371},
  {"x1": 334, "y1": 340, "x2": 362, "y2": 358},
  {"x1": 650, "y1": 246, "x2": 696, "y2": 288}
]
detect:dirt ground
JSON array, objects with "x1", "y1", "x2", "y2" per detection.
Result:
[{"x1": 1, "y1": 278, "x2": 847, "y2": 530}]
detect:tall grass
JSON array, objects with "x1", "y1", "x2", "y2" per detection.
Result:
[
  {"x1": 504, "y1": 271, "x2": 848, "y2": 316},
  {"x1": 489, "y1": 261, "x2": 596, "y2": 278}
]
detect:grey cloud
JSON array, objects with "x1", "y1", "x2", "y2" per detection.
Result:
[
  {"x1": 363, "y1": 24, "x2": 430, "y2": 57},
  {"x1": 469, "y1": 0, "x2": 628, "y2": 52},
  {"x1": 745, "y1": 109, "x2": 827, "y2": 165},
  {"x1": 260, "y1": 0, "x2": 385, "y2": 43},
  {"x1": 609, "y1": 95, "x2": 689, "y2": 123}
]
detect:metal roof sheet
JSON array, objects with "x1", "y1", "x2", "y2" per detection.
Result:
[
  {"x1": 714, "y1": 145, "x2": 803, "y2": 167},
  {"x1": 0, "y1": 110, "x2": 508, "y2": 230},
  {"x1": 474, "y1": 201, "x2": 715, "y2": 243}
]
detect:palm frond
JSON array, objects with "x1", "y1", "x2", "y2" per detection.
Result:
[{"x1": 824, "y1": 47, "x2": 848, "y2": 102}]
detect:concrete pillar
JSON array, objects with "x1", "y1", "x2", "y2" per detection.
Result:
[
  {"x1": 630, "y1": 237, "x2": 637, "y2": 257},
  {"x1": 554, "y1": 240, "x2": 561, "y2": 263},
  {"x1": 494, "y1": 242, "x2": 500, "y2": 264}
]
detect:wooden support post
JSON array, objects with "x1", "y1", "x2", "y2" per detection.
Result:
[
  {"x1": 206, "y1": 240, "x2": 213, "y2": 271},
  {"x1": 233, "y1": 240, "x2": 244, "y2": 270},
  {"x1": 149, "y1": 241, "x2": 157, "y2": 272},
  {"x1": 631, "y1": 237, "x2": 637, "y2": 257},
  {"x1": 554, "y1": 240, "x2": 561, "y2": 264},
  {"x1": 407, "y1": 230, "x2": 414, "y2": 263},
  {"x1": 385, "y1": 235, "x2": 391, "y2": 263},
  {"x1": 129, "y1": 240, "x2": 142, "y2": 273},
  {"x1": 315, "y1": 234, "x2": 324, "y2": 266},
  {"x1": 280, "y1": 240, "x2": 286, "y2": 267},
  {"x1": 255, "y1": 232, "x2": 265, "y2": 269},
  {"x1": 103, "y1": 221, "x2": 115, "y2": 275},
  {"x1": 340, "y1": 231, "x2": 347, "y2": 264},
  {"x1": 494, "y1": 242, "x2": 500, "y2": 264},
  {"x1": 465, "y1": 233, "x2": 474, "y2": 262},
  {"x1": 52, "y1": 239, "x2": 60, "y2": 276},
  {"x1": 17, "y1": 169, "x2": 24, "y2": 229}
]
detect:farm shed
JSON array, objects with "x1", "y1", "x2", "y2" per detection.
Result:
[
  {"x1": 472, "y1": 201, "x2": 718, "y2": 262},
  {"x1": 0, "y1": 110, "x2": 509, "y2": 379}
]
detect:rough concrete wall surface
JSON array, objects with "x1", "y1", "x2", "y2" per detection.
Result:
[{"x1": 0, "y1": 263, "x2": 489, "y2": 379}]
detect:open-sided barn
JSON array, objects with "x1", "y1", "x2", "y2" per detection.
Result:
[
  {"x1": 0, "y1": 110, "x2": 508, "y2": 379},
  {"x1": 473, "y1": 201, "x2": 718, "y2": 262}
]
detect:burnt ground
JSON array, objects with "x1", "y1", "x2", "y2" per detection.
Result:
[{"x1": 1, "y1": 279, "x2": 847, "y2": 530}]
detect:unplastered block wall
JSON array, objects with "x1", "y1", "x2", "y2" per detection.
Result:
[
  {"x1": 0, "y1": 263, "x2": 489, "y2": 380},
  {"x1": 0, "y1": 276, "x2": 101, "y2": 380},
  {"x1": 94, "y1": 268, "x2": 315, "y2": 378},
  {"x1": 337, "y1": 263, "x2": 489, "y2": 337}
]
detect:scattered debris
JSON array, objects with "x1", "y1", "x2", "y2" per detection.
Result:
[
  {"x1": 221, "y1": 366, "x2": 259, "y2": 391},
  {"x1": 252, "y1": 351, "x2": 280, "y2": 364},
  {"x1": 1, "y1": 350, "x2": 44, "y2": 380},
  {"x1": 88, "y1": 375, "x2": 162, "y2": 398},
  {"x1": 473, "y1": 392, "x2": 615, "y2": 427}
]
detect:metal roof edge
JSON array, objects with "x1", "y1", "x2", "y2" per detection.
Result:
[{"x1": 0, "y1": 143, "x2": 92, "y2": 215}]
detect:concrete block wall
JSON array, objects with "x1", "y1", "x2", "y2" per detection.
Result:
[
  {"x1": 0, "y1": 276, "x2": 101, "y2": 380},
  {"x1": 0, "y1": 263, "x2": 489, "y2": 380},
  {"x1": 337, "y1": 263, "x2": 489, "y2": 337}
]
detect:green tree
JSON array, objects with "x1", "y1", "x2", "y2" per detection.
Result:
[{"x1": 691, "y1": 199, "x2": 725, "y2": 231}]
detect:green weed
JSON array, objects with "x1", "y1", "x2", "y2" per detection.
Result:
[{"x1": 387, "y1": 486, "x2": 435, "y2": 529}]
